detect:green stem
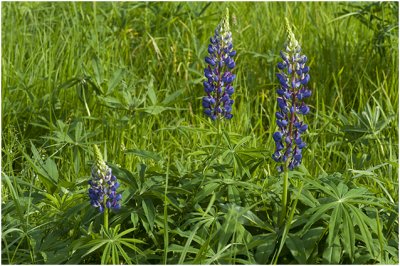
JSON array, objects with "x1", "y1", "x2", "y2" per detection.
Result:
[
  {"x1": 216, "y1": 119, "x2": 222, "y2": 164},
  {"x1": 201, "y1": 119, "x2": 223, "y2": 188},
  {"x1": 280, "y1": 165, "x2": 289, "y2": 226},
  {"x1": 82, "y1": 84, "x2": 91, "y2": 117},
  {"x1": 103, "y1": 197, "x2": 109, "y2": 232}
]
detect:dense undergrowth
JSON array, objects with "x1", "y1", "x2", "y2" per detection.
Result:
[{"x1": 1, "y1": 2, "x2": 399, "y2": 264}]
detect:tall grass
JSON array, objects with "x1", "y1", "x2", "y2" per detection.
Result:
[{"x1": 2, "y1": 2, "x2": 398, "y2": 264}]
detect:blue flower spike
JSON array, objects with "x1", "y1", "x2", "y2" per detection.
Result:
[
  {"x1": 202, "y1": 8, "x2": 236, "y2": 121},
  {"x1": 272, "y1": 19, "x2": 311, "y2": 172},
  {"x1": 88, "y1": 145, "x2": 122, "y2": 212}
]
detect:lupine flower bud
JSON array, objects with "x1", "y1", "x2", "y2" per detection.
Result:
[
  {"x1": 88, "y1": 145, "x2": 122, "y2": 212},
  {"x1": 272, "y1": 19, "x2": 312, "y2": 172},
  {"x1": 202, "y1": 8, "x2": 236, "y2": 121}
]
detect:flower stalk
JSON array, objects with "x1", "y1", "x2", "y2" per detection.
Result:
[{"x1": 272, "y1": 19, "x2": 312, "y2": 224}]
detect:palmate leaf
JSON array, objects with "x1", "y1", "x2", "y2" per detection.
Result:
[
  {"x1": 72, "y1": 225, "x2": 144, "y2": 264},
  {"x1": 300, "y1": 176, "x2": 384, "y2": 262},
  {"x1": 23, "y1": 142, "x2": 59, "y2": 193}
]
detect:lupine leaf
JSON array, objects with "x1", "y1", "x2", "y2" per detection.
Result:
[
  {"x1": 146, "y1": 76, "x2": 157, "y2": 105},
  {"x1": 328, "y1": 203, "x2": 343, "y2": 247},
  {"x1": 286, "y1": 234, "x2": 307, "y2": 263},
  {"x1": 342, "y1": 206, "x2": 355, "y2": 262},
  {"x1": 301, "y1": 201, "x2": 337, "y2": 234},
  {"x1": 107, "y1": 69, "x2": 124, "y2": 95},
  {"x1": 193, "y1": 182, "x2": 220, "y2": 203},
  {"x1": 142, "y1": 198, "x2": 156, "y2": 229},
  {"x1": 125, "y1": 149, "x2": 162, "y2": 161},
  {"x1": 91, "y1": 56, "x2": 103, "y2": 87},
  {"x1": 162, "y1": 89, "x2": 184, "y2": 105},
  {"x1": 81, "y1": 239, "x2": 108, "y2": 258},
  {"x1": 178, "y1": 225, "x2": 200, "y2": 264},
  {"x1": 251, "y1": 234, "x2": 276, "y2": 264},
  {"x1": 323, "y1": 233, "x2": 342, "y2": 264},
  {"x1": 119, "y1": 240, "x2": 145, "y2": 255},
  {"x1": 347, "y1": 204, "x2": 375, "y2": 257}
]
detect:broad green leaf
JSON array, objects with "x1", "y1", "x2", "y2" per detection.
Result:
[
  {"x1": 217, "y1": 211, "x2": 237, "y2": 251},
  {"x1": 287, "y1": 227, "x2": 324, "y2": 263},
  {"x1": 227, "y1": 184, "x2": 241, "y2": 204},
  {"x1": 143, "y1": 105, "x2": 167, "y2": 115},
  {"x1": 116, "y1": 243, "x2": 132, "y2": 264},
  {"x1": 286, "y1": 234, "x2": 307, "y2": 263},
  {"x1": 252, "y1": 234, "x2": 276, "y2": 264},
  {"x1": 91, "y1": 56, "x2": 103, "y2": 86},
  {"x1": 205, "y1": 243, "x2": 234, "y2": 264},
  {"x1": 342, "y1": 206, "x2": 355, "y2": 261},
  {"x1": 107, "y1": 69, "x2": 124, "y2": 95},
  {"x1": 24, "y1": 142, "x2": 57, "y2": 193},
  {"x1": 45, "y1": 157, "x2": 59, "y2": 183},
  {"x1": 131, "y1": 212, "x2": 139, "y2": 228},
  {"x1": 169, "y1": 244, "x2": 199, "y2": 255},
  {"x1": 323, "y1": 233, "x2": 342, "y2": 264},
  {"x1": 125, "y1": 149, "x2": 161, "y2": 161},
  {"x1": 299, "y1": 188, "x2": 319, "y2": 207},
  {"x1": 328, "y1": 203, "x2": 342, "y2": 247},
  {"x1": 117, "y1": 227, "x2": 136, "y2": 238},
  {"x1": 57, "y1": 77, "x2": 80, "y2": 90},
  {"x1": 301, "y1": 201, "x2": 337, "y2": 234},
  {"x1": 202, "y1": 193, "x2": 216, "y2": 217},
  {"x1": 98, "y1": 95, "x2": 128, "y2": 109},
  {"x1": 178, "y1": 225, "x2": 200, "y2": 264},
  {"x1": 162, "y1": 89, "x2": 183, "y2": 105},
  {"x1": 142, "y1": 198, "x2": 155, "y2": 229},
  {"x1": 193, "y1": 182, "x2": 220, "y2": 203},
  {"x1": 147, "y1": 76, "x2": 157, "y2": 105},
  {"x1": 304, "y1": 177, "x2": 337, "y2": 198},
  {"x1": 81, "y1": 239, "x2": 108, "y2": 258},
  {"x1": 347, "y1": 204, "x2": 375, "y2": 257}
]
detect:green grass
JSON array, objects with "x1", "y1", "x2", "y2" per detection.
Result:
[{"x1": 2, "y1": 1, "x2": 398, "y2": 264}]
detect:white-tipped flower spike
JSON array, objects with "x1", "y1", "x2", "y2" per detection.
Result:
[
  {"x1": 88, "y1": 145, "x2": 122, "y2": 212},
  {"x1": 272, "y1": 19, "x2": 312, "y2": 172},
  {"x1": 202, "y1": 8, "x2": 236, "y2": 120}
]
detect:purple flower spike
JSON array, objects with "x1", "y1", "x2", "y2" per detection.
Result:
[
  {"x1": 89, "y1": 145, "x2": 122, "y2": 212},
  {"x1": 202, "y1": 9, "x2": 236, "y2": 121},
  {"x1": 272, "y1": 19, "x2": 311, "y2": 171}
]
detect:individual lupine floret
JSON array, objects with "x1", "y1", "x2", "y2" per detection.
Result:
[
  {"x1": 272, "y1": 19, "x2": 312, "y2": 172},
  {"x1": 202, "y1": 8, "x2": 236, "y2": 120},
  {"x1": 88, "y1": 145, "x2": 122, "y2": 212}
]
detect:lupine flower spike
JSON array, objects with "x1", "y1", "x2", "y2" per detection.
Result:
[
  {"x1": 272, "y1": 19, "x2": 312, "y2": 172},
  {"x1": 89, "y1": 145, "x2": 122, "y2": 212},
  {"x1": 202, "y1": 8, "x2": 236, "y2": 120}
]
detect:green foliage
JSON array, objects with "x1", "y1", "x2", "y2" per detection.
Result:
[
  {"x1": 71, "y1": 225, "x2": 145, "y2": 264},
  {"x1": 2, "y1": 1, "x2": 398, "y2": 264}
]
